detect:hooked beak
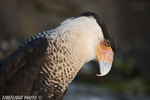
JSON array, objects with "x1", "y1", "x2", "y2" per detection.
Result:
[
  {"x1": 95, "y1": 40, "x2": 114, "y2": 76},
  {"x1": 97, "y1": 58, "x2": 113, "y2": 76}
]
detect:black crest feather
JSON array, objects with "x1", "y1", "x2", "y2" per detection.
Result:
[{"x1": 80, "y1": 12, "x2": 115, "y2": 52}]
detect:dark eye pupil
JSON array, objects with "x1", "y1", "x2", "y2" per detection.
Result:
[
  {"x1": 105, "y1": 43, "x2": 108, "y2": 46},
  {"x1": 103, "y1": 40, "x2": 110, "y2": 47}
]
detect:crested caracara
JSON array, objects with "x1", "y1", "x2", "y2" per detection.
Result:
[{"x1": 0, "y1": 12, "x2": 115, "y2": 100}]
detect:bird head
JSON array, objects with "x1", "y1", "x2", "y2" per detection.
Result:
[
  {"x1": 58, "y1": 12, "x2": 115, "y2": 77},
  {"x1": 80, "y1": 12, "x2": 115, "y2": 76}
]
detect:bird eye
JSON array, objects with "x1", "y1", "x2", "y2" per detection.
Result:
[{"x1": 103, "y1": 40, "x2": 110, "y2": 48}]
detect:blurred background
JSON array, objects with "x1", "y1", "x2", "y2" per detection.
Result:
[{"x1": 0, "y1": 0, "x2": 150, "y2": 100}]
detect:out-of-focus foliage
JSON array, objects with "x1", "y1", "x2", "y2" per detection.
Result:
[{"x1": 0, "y1": 0, "x2": 150, "y2": 100}]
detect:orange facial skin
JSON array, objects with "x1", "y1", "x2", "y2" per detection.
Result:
[
  {"x1": 96, "y1": 40, "x2": 114, "y2": 63},
  {"x1": 95, "y1": 39, "x2": 114, "y2": 76}
]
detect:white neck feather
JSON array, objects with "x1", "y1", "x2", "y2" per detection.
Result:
[{"x1": 58, "y1": 16, "x2": 104, "y2": 63}]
